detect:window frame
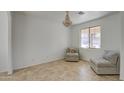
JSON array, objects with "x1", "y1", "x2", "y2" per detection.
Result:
[{"x1": 80, "y1": 25, "x2": 101, "y2": 49}]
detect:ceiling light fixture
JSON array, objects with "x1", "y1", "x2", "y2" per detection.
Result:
[
  {"x1": 77, "y1": 11, "x2": 84, "y2": 15},
  {"x1": 63, "y1": 11, "x2": 72, "y2": 27}
]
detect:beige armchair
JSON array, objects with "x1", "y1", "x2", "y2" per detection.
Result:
[
  {"x1": 65, "y1": 48, "x2": 79, "y2": 62},
  {"x1": 89, "y1": 50, "x2": 120, "y2": 74}
]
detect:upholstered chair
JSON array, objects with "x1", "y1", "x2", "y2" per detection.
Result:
[{"x1": 65, "y1": 48, "x2": 80, "y2": 62}]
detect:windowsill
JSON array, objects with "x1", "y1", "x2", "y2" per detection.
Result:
[{"x1": 80, "y1": 47, "x2": 101, "y2": 50}]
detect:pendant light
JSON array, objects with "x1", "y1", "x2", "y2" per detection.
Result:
[{"x1": 63, "y1": 11, "x2": 72, "y2": 27}]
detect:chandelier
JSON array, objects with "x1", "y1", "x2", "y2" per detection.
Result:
[{"x1": 63, "y1": 11, "x2": 72, "y2": 27}]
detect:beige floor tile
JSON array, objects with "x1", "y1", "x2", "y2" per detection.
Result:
[{"x1": 0, "y1": 60, "x2": 119, "y2": 81}]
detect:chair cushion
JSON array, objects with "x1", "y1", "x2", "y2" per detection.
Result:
[
  {"x1": 90, "y1": 57, "x2": 115, "y2": 67},
  {"x1": 103, "y1": 50, "x2": 119, "y2": 64},
  {"x1": 66, "y1": 53, "x2": 79, "y2": 56},
  {"x1": 66, "y1": 48, "x2": 78, "y2": 53}
]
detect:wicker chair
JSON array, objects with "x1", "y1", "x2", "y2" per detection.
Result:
[{"x1": 65, "y1": 48, "x2": 79, "y2": 62}]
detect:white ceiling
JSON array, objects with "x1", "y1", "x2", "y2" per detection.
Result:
[{"x1": 13, "y1": 11, "x2": 118, "y2": 25}]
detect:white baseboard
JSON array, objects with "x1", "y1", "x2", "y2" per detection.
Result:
[
  {"x1": 80, "y1": 58, "x2": 89, "y2": 62},
  {"x1": 13, "y1": 57, "x2": 64, "y2": 71}
]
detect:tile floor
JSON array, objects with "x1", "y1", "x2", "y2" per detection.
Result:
[{"x1": 0, "y1": 60, "x2": 119, "y2": 81}]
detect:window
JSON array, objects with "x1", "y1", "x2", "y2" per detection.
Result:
[{"x1": 81, "y1": 26, "x2": 101, "y2": 48}]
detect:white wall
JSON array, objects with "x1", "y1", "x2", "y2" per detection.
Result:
[
  {"x1": 12, "y1": 13, "x2": 71, "y2": 69},
  {"x1": 120, "y1": 12, "x2": 124, "y2": 80},
  {"x1": 71, "y1": 13, "x2": 121, "y2": 61},
  {"x1": 0, "y1": 12, "x2": 10, "y2": 72},
  {"x1": 7, "y1": 12, "x2": 13, "y2": 74}
]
